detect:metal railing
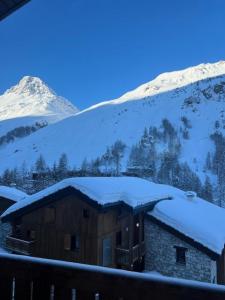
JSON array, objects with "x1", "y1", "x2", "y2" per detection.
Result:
[{"x1": 0, "y1": 253, "x2": 225, "y2": 299}]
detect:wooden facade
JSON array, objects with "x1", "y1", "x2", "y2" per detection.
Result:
[{"x1": 4, "y1": 187, "x2": 146, "y2": 271}]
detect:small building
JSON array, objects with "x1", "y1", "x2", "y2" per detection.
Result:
[
  {"x1": 0, "y1": 186, "x2": 27, "y2": 248},
  {"x1": 145, "y1": 189, "x2": 225, "y2": 284},
  {"x1": 1, "y1": 177, "x2": 169, "y2": 271}
]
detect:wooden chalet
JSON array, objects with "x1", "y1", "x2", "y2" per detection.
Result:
[
  {"x1": 0, "y1": 186, "x2": 26, "y2": 214},
  {"x1": 1, "y1": 177, "x2": 169, "y2": 271}
]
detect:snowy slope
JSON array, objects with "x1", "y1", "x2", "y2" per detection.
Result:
[
  {"x1": 0, "y1": 62, "x2": 225, "y2": 174},
  {"x1": 0, "y1": 76, "x2": 78, "y2": 137}
]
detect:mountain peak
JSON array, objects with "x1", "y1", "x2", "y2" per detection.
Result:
[
  {"x1": 117, "y1": 60, "x2": 225, "y2": 102},
  {"x1": 0, "y1": 76, "x2": 78, "y2": 122},
  {"x1": 5, "y1": 76, "x2": 56, "y2": 97}
]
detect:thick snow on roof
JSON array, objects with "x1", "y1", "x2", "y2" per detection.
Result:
[
  {"x1": 149, "y1": 190, "x2": 225, "y2": 255},
  {"x1": 2, "y1": 177, "x2": 172, "y2": 218},
  {"x1": 0, "y1": 186, "x2": 27, "y2": 202}
]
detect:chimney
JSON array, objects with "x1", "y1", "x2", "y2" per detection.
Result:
[{"x1": 186, "y1": 191, "x2": 197, "y2": 201}]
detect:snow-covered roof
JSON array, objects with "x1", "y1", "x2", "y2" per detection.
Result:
[
  {"x1": 149, "y1": 187, "x2": 225, "y2": 255},
  {"x1": 0, "y1": 186, "x2": 27, "y2": 202},
  {"x1": 2, "y1": 177, "x2": 172, "y2": 218}
]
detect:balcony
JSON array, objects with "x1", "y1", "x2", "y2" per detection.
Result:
[
  {"x1": 115, "y1": 241, "x2": 145, "y2": 266},
  {"x1": 6, "y1": 236, "x2": 35, "y2": 256},
  {"x1": 0, "y1": 252, "x2": 224, "y2": 299}
]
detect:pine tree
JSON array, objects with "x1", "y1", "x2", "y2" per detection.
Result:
[
  {"x1": 35, "y1": 154, "x2": 47, "y2": 174},
  {"x1": 90, "y1": 158, "x2": 101, "y2": 176},
  {"x1": 201, "y1": 176, "x2": 213, "y2": 202},
  {"x1": 57, "y1": 153, "x2": 69, "y2": 179},
  {"x1": 80, "y1": 158, "x2": 89, "y2": 176},
  {"x1": 157, "y1": 152, "x2": 178, "y2": 185},
  {"x1": 182, "y1": 129, "x2": 189, "y2": 139},
  {"x1": 2, "y1": 169, "x2": 13, "y2": 186},
  {"x1": 101, "y1": 147, "x2": 113, "y2": 175},
  {"x1": 205, "y1": 152, "x2": 212, "y2": 171},
  {"x1": 111, "y1": 140, "x2": 126, "y2": 176}
]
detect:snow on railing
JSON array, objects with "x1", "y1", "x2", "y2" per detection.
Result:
[{"x1": 0, "y1": 253, "x2": 224, "y2": 299}]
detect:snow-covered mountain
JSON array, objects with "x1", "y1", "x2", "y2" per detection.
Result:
[
  {"x1": 1, "y1": 61, "x2": 225, "y2": 183},
  {"x1": 0, "y1": 76, "x2": 78, "y2": 140},
  {"x1": 1, "y1": 76, "x2": 78, "y2": 121}
]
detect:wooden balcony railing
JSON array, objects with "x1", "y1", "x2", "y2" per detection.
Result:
[
  {"x1": 115, "y1": 241, "x2": 146, "y2": 266},
  {"x1": 6, "y1": 236, "x2": 35, "y2": 255},
  {"x1": 115, "y1": 247, "x2": 130, "y2": 266},
  {"x1": 0, "y1": 253, "x2": 224, "y2": 299}
]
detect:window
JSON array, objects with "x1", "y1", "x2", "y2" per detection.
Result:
[
  {"x1": 71, "y1": 234, "x2": 80, "y2": 251},
  {"x1": 44, "y1": 206, "x2": 55, "y2": 223},
  {"x1": 116, "y1": 231, "x2": 122, "y2": 246},
  {"x1": 83, "y1": 209, "x2": 89, "y2": 218},
  {"x1": 64, "y1": 234, "x2": 80, "y2": 251},
  {"x1": 174, "y1": 246, "x2": 187, "y2": 265},
  {"x1": 102, "y1": 237, "x2": 112, "y2": 266}
]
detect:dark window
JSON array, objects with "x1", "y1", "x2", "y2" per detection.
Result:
[
  {"x1": 71, "y1": 234, "x2": 80, "y2": 251},
  {"x1": 174, "y1": 246, "x2": 187, "y2": 265},
  {"x1": 64, "y1": 234, "x2": 80, "y2": 251},
  {"x1": 27, "y1": 230, "x2": 36, "y2": 240},
  {"x1": 83, "y1": 209, "x2": 89, "y2": 218},
  {"x1": 116, "y1": 231, "x2": 122, "y2": 246}
]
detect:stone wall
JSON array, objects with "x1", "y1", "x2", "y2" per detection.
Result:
[
  {"x1": 144, "y1": 217, "x2": 216, "y2": 283},
  {"x1": 0, "y1": 221, "x2": 11, "y2": 249}
]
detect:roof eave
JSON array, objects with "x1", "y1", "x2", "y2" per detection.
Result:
[
  {"x1": 134, "y1": 196, "x2": 172, "y2": 214},
  {"x1": 0, "y1": 0, "x2": 31, "y2": 21}
]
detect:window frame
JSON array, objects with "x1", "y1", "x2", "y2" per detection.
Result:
[
  {"x1": 174, "y1": 246, "x2": 187, "y2": 265},
  {"x1": 64, "y1": 233, "x2": 80, "y2": 251}
]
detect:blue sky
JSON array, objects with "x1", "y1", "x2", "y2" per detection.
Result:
[{"x1": 1, "y1": 0, "x2": 225, "y2": 109}]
